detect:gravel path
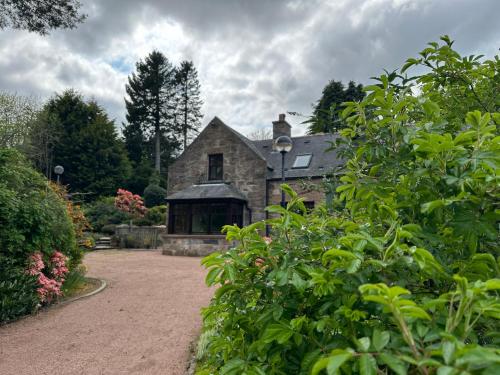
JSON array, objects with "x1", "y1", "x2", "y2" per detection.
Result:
[{"x1": 0, "y1": 250, "x2": 214, "y2": 375}]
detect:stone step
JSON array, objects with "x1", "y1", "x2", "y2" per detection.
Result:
[{"x1": 94, "y1": 244, "x2": 113, "y2": 250}]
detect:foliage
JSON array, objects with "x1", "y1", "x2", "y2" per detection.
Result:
[
  {"x1": 247, "y1": 128, "x2": 273, "y2": 141},
  {"x1": 307, "y1": 80, "x2": 365, "y2": 134},
  {"x1": 0, "y1": 91, "x2": 39, "y2": 148},
  {"x1": 0, "y1": 148, "x2": 80, "y2": 322},
  {"x1": 50, "y1": 182, "x2": 91, "y2": 248},
  {"x1": 143, "y1": 183, "x2": 167, "y2": 208},
  {"x1": 133, "y1": 205, "x2": 167, "y2": 226},
  {"x1": 198, "y1": 37, "x2": 500, "y2": 374},
  {"x1": 114, "y1": 188, "x2": 147, "y2": 217},
  {"x1": 61, "y1": 265, "x2": 87, "y2": 297},
  {"x1": 83, "y1": 197, "x2": 130, "y2": 233},
  {"x1": 176, "y1": 60, "x2": 204, "y2": 149},
  {"x1": 124, "y1": 50, "x2": 180, "y2": 173},
  {"x1": 33, "y1": 90, "x2": 131, "y2": 198},
  {"x1": 0, "y1": 0, "x2": 86, "y2": 35}
]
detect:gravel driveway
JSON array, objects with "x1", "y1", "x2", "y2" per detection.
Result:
[{"x1": 0, "y1": 250, "x2": 214, "y2": 375}]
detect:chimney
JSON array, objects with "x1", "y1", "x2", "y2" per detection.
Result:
[{"x1": 272, "y1": 113, "x2": 291, "y2": 139}]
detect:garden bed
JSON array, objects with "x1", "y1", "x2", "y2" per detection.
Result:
[{"x1": 60, "y1": 277, "x2": 104, "y2": 302}]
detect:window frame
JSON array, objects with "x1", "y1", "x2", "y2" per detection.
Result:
[
  {"x1": 208, "y1": 154, "x2": 223, "y2": 181},
  {"x1": 292, "y1": 153, "x2": 312, "y2": 169},
  {"x1": 168, "y1": 199, "x2": 244, "y2": 235}
]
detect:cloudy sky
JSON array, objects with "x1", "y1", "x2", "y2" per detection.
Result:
[{"x1": 1, "y1": 0, "x2": 499, "y2": 136}]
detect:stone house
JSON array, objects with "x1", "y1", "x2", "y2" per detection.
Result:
[{"x1": 161, "y1": 114, "x2": 342, "y2": 256}]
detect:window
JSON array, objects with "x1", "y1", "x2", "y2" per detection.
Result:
[
  {"x1": 168, "y1": 200, "x2": 244, "y2": 234},
  {"x1": 208, "y1": 154, "x2": 223, "y2": 180},
  {"x1": 292, "y1": 154, "x2": 312, "y2": 169}
]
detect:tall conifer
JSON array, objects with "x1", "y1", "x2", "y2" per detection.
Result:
[
  {"x1": 175, "y1": 61, "x2": 203, "y2": 149},
  {"x1": 124, "y1": 51, "x2": 178, "y2": 174}
]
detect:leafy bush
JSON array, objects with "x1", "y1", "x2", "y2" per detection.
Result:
[
  {"x1": 84, "y1": 197, "x2": 130, "y2": 232},
  {"x1": 198, "y1": 37, "x2": 500, "y2": 374},
  {"x1": 133, "y1": 205, "x2": 167, "y2": 226},
  {"x1": 143, "y1": 184, "x2": 167, "y2": 208},
  {"x1": 0, "y1": 148, "x2": 80, "y2": 322}
]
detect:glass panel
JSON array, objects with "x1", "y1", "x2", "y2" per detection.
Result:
[
  {"x1": 192, "y1": 204, "x2": 210, "y2": 233},
  {"x1": 292, "y1": 154, "x2": 312, "y2": 168},
  {"x1": 172, "y1": 203, "x2": 190, "y2": 233},
  {"x1": 210, "y1": 203, "x2": 228, "y2": 234},
  {"x1": 208, "y1": 154, "x2": 223, "y2": 180},
  {"x1": 230, "y1": 202, "x2": 243, "y2": 227}
]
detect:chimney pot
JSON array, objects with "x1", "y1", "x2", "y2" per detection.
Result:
[{"x1": 279, "y1": 113, "x2": 286, "y2": 121}]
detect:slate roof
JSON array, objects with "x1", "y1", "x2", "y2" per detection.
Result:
[
  {"x1": 166, "y1": 183, "x2": 248, "y2": 201},
  {"x1": 252, "y1": 134, "x2": 343, "y2": 179}
]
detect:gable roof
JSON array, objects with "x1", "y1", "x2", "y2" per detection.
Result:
[
  {"x1": 210, "y1": 117, "x2": 272, "y2": 169},
  {"x1": 252, "y1": 134, "x2": 343, "y2": 179}
]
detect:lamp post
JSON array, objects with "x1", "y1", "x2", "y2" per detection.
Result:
[
  {"x1": 54, "y1": 165, "x2": 64, "y2": 184},
  {"x1": 274, "y1": 135, "x2": 293, "y2": 207}
]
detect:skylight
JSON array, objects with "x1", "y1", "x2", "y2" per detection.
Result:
[{"x1": 292, "y1": 154, "x2": 312, "y2": 169}]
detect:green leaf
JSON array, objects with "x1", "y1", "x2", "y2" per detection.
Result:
[
  {"x1": 205, "y1": 267, "x2": 222, "y2": 286},
  {"x1": 359, "y1": 354, "x2": 377, "y2": 375},
  {"x1": 220, "y1": 358, "x2": 245, "y2": 374},
  {"x1": 357, "y1": 337, "x2": 371, "y2": 352},
  {"x1": 442, "y1": 341, "x2": 455, "y2": 365},
  {"x1": 485, "y1": 279, "x2": 500, "y2": 290},
  {"x1": 437, "y1": 366, "x2": 457, "y2": 375},
  {"x1": 378, "y1": 353, "x2": 407, "y2": 375},
  {"x1": 373, "y1": 330, "x2": 390, "y2": 351},
  {"x1": 261, "y1": 324, "x2": 294, "y2": 344},
  {"x1": 326, "y1": 351, "x2": 353, "y2": 375}
]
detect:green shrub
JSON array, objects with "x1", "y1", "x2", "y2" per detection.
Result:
[
  {"x1": 84, "y1": 196, "x2": 129, "y2": 232},
  {"x1": 198, "y1": 38, "x2": 500, "y2": 374},
  {"x1": 0, "y1": 148, "x2": 79, "y2": 322},
  {"x1": 133, "y1": 205, "x2": 167, "y2": 226},
  {"x1": 143, "y1": 184, "x2": 167, "y2": 208}
]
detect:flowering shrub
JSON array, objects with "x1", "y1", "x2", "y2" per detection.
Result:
[
  {"x1": 0, "y1": 149, "x2": 79, "y2": 322},
  {"x1": 198, "y1": 38, "x2": 500, "y2": 374},
  {"x1": 114, "y1": 188, "x2": 147, "y2": 217},
  {"x1": 27, "y1": 251, "x2": 69, "y2": 303}
]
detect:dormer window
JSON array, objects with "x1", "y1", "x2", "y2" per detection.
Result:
[
  {"x1": 292, "y1": 154, "x2": 312, "y2": 169},
  {"x1": 208, "y1": 154, "x2": 223, "y2": 180}
]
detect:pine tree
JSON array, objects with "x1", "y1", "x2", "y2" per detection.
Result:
[
  {"x1": 175, "y1": 61, "x2": 203, "y2": 149},
  {"x1": 308, "y1": 80, "x2": 365, "y2": 134},
  {"x1": 124, "y1": 50, "x2": 179, "y2": 174}
]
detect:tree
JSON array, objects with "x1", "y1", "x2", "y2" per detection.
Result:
[
  {"x1": 247, "y1": 128, "x2": 272, "y2": 140},
  {"x1": 0, "y1": 91, "x2": 39, "y2": 148},
  {"x1": 0, "y1": 0, "x2": 86, "y2": 34},
  {"x1": 35, "y1": 90, "x2": 131, "y2": 198},
  {"x1": 175, "y1": 60, "x2": 203, "y2": 149},
  {"x1": 24, "y1": 108, "x2": 60, "y2": 179},
  {"x1": 308, "y1": 79, "x2": 365, "y2": 134},
  {"x1": 124, "y1": 50, "x2": 179, "y2": 174}
]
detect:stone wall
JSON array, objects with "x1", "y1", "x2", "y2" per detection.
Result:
[
  {"x1": 168, "y1": 118, "x2": 268, "y2": 224},
  {"x1": 114, "y1": 225, "x2": 164, "y2": 249},
  {"x1": 267, "y1": 178, "x2": 325, "y2": 207},
  {"x1": 160, "y1": 234, "x2": 236, "y2": 257}
]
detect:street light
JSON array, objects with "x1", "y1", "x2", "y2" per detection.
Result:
[
  {"x1": 274, "y1": 135, "x2": 293, "y2": 207},
  {"x1": 54, "y1": 165, "x2": 64, "y2": 184}
]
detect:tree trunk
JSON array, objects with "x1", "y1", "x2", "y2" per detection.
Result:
[{"x1": 155, "y1": 125, "x2": 161, "y2": 172}]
